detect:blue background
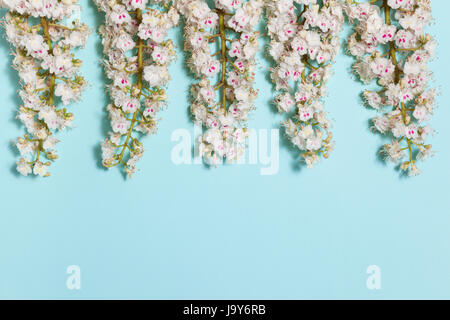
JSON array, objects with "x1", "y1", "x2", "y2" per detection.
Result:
[{"x1": 0, "y1": 1, "x2": 448, "y2": 299}]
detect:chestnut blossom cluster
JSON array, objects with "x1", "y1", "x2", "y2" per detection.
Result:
[
  {"x1": 267, "y1": 0, "x2": 344, "y2": 168},
  {"x1": 177, "y1": 0, "x2": 264, "y2": 166},
  {"x1": 345, "y1": 0, "x2": 436, "y2": 177},
  {"x1": 96, "y1": 0, "x2": 179, "y2": 177},
  {"x1": 1, "y1": 0, "x2": 89, "y2": 177}
]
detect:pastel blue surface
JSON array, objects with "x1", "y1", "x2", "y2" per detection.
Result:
[{"x1": 0, "y1": 1, "x2": 449, "y2": 300}]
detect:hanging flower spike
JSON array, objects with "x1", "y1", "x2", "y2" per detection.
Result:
[
  {"x1": 345, "y1": 0, "x2": 436, "y2": 177},
  {"x1": 177, "y1": 0, "x2": 264, "y2": 166},
  {"x1": 96, "y1": 0, "x2": 180, "y2": 178},
  {"x1": 1, "y1": 0, "x2": 90, "y2": 177},
  {"x1": 266, "y1": 0, "x2": 344, "y2": 169}
]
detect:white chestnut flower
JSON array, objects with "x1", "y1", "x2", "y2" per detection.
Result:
[
  {"x1": 345, "y1": 0, "x2": 436, "y2": 176},
  {"x1": 1, "y1": 1, "x2": 90, "y2": 177},
  {"x1": 267, "y1": 0, "x2": 343, "y2": 168},
  {"x1": 179, "y1": 0, "x2": 263, "y2": 166},
  {"x1": 95, "y1": 0, "x2": 179, "y2": 177}
]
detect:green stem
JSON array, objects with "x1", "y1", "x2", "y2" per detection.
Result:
[
  {"x1": 113, "y1": 9, "x2": 144, "y2": 168},
  {"x1": 218, "y1": 11, "x2": 227, "y2": 113},
  {"x1": 384, "y1": 0, "x2": 413, "y2": 165},
  {"x1": 33, "y1": 17, "x2": 56, "y2": 165}
]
